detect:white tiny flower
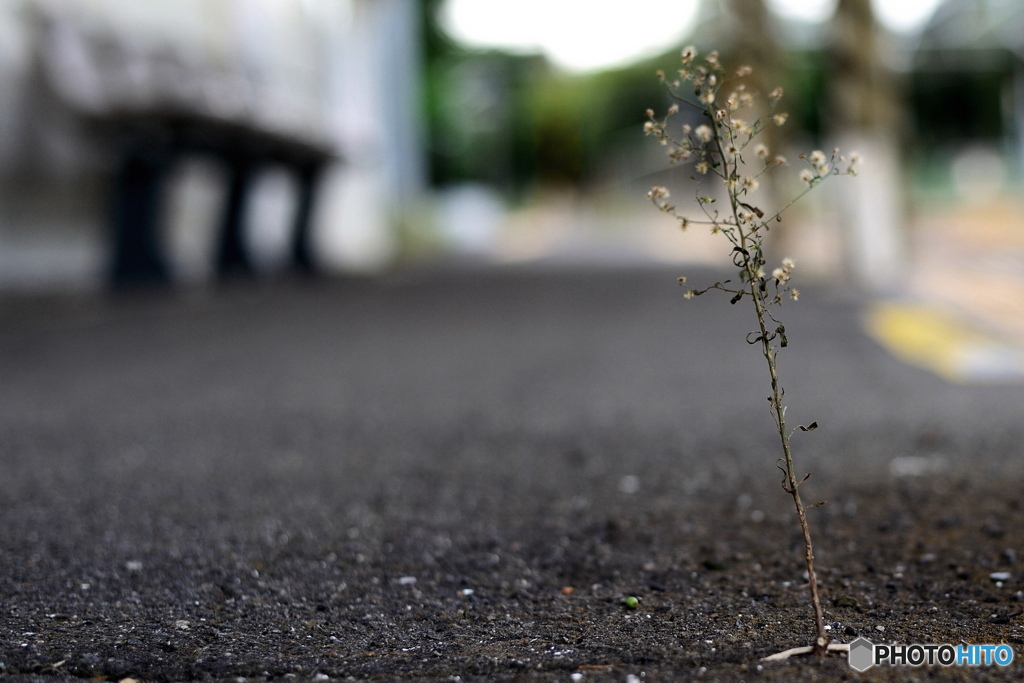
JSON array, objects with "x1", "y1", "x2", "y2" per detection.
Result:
[
  {"x1": 754, "y1": 143, "x2": 769, "y2": 158},
  {"x1": 848, "y1": 150, "x2": 862, "y2": 175},
  {"x1": 799, "y1": 169, "x2": 815, "y2": 184},
  {"x1": 681, "y1": 45, "x2": 697, "y2": 64},
  {"x1": 773, "y1": 257, "x2": 794, "y2": 283},
  {"x1": 809, "y1": 150, "x2": 829, "y2": 176},
  {"x1": 695, "y1": 125, "x2": 713, "y2": 143},
  {"x1": 669, "y1": 147, "x2": 692, "y2": 163},
  {"x1": 772, "y1": 113, "x2": 788, "y2": 126},
  {"x1": 742, "y1": 176, "x2": 759, "y2": 193}
]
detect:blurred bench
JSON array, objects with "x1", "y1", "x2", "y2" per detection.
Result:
[
  {"x1": 106, "y1": 112, "x2": 334, "y2": 286},
  {"x1": 33, "y1": 5, "x2": 339, "y2": 286}
]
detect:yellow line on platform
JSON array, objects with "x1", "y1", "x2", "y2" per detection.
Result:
[{"x1": 864, "y1": 301, "x2": 1024, "y2": 383}]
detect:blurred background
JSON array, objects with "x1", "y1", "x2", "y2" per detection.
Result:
[{"x1": 0, "y1": 0, "x2": 1020, "y2": 301}]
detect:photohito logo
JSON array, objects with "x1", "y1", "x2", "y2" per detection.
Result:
[{"x1": 848, "y1": 637, "x2": 1014, "y2": 672}]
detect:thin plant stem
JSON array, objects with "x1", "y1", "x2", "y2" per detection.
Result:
[
  {"x1": 645, "y1": 48, "x2": 858, "y2": 656},
  {"x1": 717, "y1": 110, "x2": 829, "y2": 654},
  {"x1": 745, "y1": 262, "x2": 830, "y2": 656}
]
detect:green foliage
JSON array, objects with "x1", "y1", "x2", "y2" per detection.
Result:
[{"x1": 420, "y1": 1, "x2": 674, "y2": 192}]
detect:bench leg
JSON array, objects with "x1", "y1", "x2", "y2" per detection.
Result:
[
  {"x1": 110, "y1": 146, "x2": 172, "y2": 287},
  {"x1": 290, "y1": 162, "x2": 324, "y2": 274},
  {"x1": 215, "y1": 159, "x2": 255, "y2": 277}
]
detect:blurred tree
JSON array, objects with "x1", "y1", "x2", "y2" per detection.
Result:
[
  {"x1": 721, "y1": 0, "x2": 788, "y2": 252},
  {"x1": 826, "y1": 0, "x2": 906, "y2": 288},
  {"x1": 721, "y1": 0, "x2": 783, "y2": 123},
  {"x1": 828, "y1": 0, "x2": 902, "y2": 131}
]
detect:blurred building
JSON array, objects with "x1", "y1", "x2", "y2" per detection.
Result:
[
  {"x1": 914, "y1": 0, "x2": 1024, "y2": 187},
  {"x1": 0, "y1": 0, "x2": 425, "y2": 289}
]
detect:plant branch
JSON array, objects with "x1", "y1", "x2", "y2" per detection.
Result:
[{"x1": 646, "y1": 48, "x2": 859, "y2": 657}]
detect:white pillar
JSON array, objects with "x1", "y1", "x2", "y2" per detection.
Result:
[
  {"x1": 314, "y1": 0, "x2": 426, "y2": 272},
  {"x1": 835, "y1": 130, "x2": 905, "y2": 292}
]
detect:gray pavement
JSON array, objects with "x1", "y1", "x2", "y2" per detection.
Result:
[
  {"x1": 3, "y1": 263, "x2": 1023, "y2": 539},
  {"x1": 2, "y1": 263, "x2": 1024, "y2": 679}
]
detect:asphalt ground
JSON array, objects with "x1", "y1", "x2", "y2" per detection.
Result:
[{"x1": 2, "y1": 263, "x2": 1024, "y2": 681}]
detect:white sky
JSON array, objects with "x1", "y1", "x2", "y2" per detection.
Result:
[{"x1": 441, "y1": 0, "x2": 945, "y2": 73}]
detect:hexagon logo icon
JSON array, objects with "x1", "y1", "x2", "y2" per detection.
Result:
[{"x1": 848, "y1": 637, "x2": 875, "y2": 671}]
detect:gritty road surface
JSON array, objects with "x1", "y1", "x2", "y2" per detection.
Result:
[{"x1": 2, "y1": 264, "x2": 1024, "y2": 681}]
